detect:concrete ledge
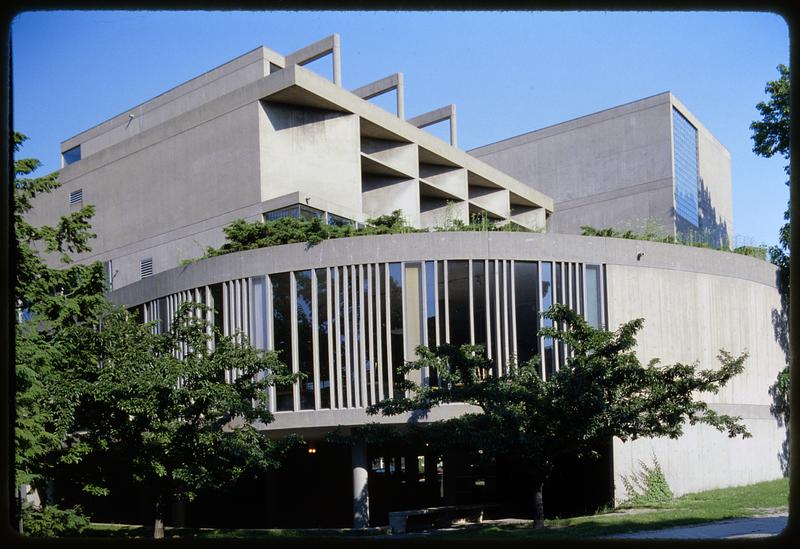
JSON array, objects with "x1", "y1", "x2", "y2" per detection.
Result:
[{"x1": 108, "y1": 232, "x2": 779, "y2": 308}]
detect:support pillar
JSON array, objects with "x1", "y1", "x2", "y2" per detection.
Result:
[{"x1": 352, "y1": 442, "x2": 370, "y2": 528}]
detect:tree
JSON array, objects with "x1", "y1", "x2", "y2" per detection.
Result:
[
  {"x1": 13, "y1": 134, "x2": 300, "y2": 538},
  {"x1": 13, "y1": 132, "x2": 107, "y2": 531},
  {"x1": 750, "y1": 63, "x2": 790, "y2": 272},
  {"x1": 59, "y1": 302, "x2": 301, "y2": 538},
  {"x1": 367, "y1": 304, "x2": 750, "y2": 528},
  {"x1": 751, "y1": 64, "x2": 791, "y2": 448}
]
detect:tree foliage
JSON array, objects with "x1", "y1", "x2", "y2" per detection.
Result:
[
  {"x1": 13, "y1": 132, "x2": 107, "y2": 489},
  {"x1": 201, "y1": 208, "x2": 529, "y2": 261},
  {"x1": 59, "y1": 303, "x2": 302, "y2": 535},
  {"x1": 750, "y1": 64, "x2": 791, "y2": 437},
  {"x1": 366, "y1": 304, "x2": 749, "y2": 526},
  {"x1": 750, "y1": 64, "x2": 790, "y2": 271},
  {"x1": 13, "y1": 134, "x2": 300, "y2": 537}
]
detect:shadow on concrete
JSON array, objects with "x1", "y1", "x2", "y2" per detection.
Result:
[
  {"x1": 768, "y1": 266, "x2": 791, "y2": 477},
  {"x1": 675, "y1": 177, "x2": 729, "y2": 249}
]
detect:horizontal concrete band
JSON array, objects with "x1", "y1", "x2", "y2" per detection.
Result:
[
  {"x1": 258, "y1": 403, "x2": 482, "y2": 438},
  {"x1": 108, "y1": 232, "x2": 779, "y2": 308},
  {"x1": 252, "y1": 402, "x2": 773, "y2": 439}
]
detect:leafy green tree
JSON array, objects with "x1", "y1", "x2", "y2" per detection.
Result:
[
  {"x1": 751, "y1": 64, "x2": 791, "y2": 443},
  {"x1": 58, "y1": 302, "x2": 301, "y2": 538},
  {"x1": 13, "y1": 132, "x2": 106, "y2": 530},
  {"x1": 750, "y1": 63, "x2": 790, "y2": 272},
  {"x1": 367, "y1": 304, "x2": 750, "y2": 528},
  {"x1": 13, "y1": 133, "x2": 300, "y2": 537}
]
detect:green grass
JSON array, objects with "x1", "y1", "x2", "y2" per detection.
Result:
[
  {"x1": 81, "y1": 478, "x2": 788, "y2": 539},
  {"x1": 432, "y1": 478, "x2": 789, "y2": 539}
]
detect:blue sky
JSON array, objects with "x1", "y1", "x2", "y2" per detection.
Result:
[{"x1": 11, "y1": 10, "x2": 789, "y2": 247}]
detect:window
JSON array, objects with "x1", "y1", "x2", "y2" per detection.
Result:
[
  {"x1": 673, "y1": 108, "x2": 699, "y2": 227},
  {"x1": 103, "y1": 260, "x2": 113, "y2": 290},
  {"x1": 69, "y1": 189, "x2": 83, "y2": 206},
  {"x1": 514, "y1": 261, "x2": 539, "y2": 367},
  {"x1": 584, "y1": 265, "x2": 604, "y2": 329},
  {"x1": 296, "y1": 270, "x2": 315, "y2": 410},
  {"x1": 271, "y1": 272, "x2": 294, "y2": 411},
  {"x1": 140, "y1": 257, "x2": 153, "y2": 279},
  {"x1": 263, "y1": 203, "x2": 325, "y2": 222},
  {"x1": 447, "y1": 260, "x2": 470, "y2": 346},
  {"x1": 63, "y1": 145, "x2": 81, "y2": 165}
]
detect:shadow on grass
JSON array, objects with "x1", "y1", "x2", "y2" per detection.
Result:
[
  {"x1": 427, "y1": 513, "x2": 760, "y2": 540},
  {"x1": 83, "y1": 525, "x2": 385, "y2": 539}
]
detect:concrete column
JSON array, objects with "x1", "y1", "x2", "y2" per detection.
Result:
[
  {"x1": 449, "y1": 104, "x2": 458, "y2": 148},
  {"x1": 332, "y1": 34, "x2": 341, "y2": 87},
  {"x1": 352, "y1": 442, "x2": 370, "y2": 528}
]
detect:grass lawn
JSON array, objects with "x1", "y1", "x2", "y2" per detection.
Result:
[
  {"x1": 82, "y1": 478, "x2": 788, "y2": 539},
  {"x1": 433, "y1": 477, "x2": 789, "y2": 539}
]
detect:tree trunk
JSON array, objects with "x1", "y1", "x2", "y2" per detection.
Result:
[
  {"x1": 154, "y1": 497, "x2": 166, "y2": 539},
  {"x1": 533, "y1": 480, "x2": 545, "y2": 529}
]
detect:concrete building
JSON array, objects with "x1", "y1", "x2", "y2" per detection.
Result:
[
  {"x1": 470, "y1": 92, "x2": 734, "y2": 248},
  {"x1": 31, "y1": 35, "x2": 787, "y2": 529}
]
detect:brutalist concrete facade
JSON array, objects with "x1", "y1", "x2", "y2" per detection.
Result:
[
  {"x1": 470, "y1": 92, "x2": 734, "y2": 248},
  {"x1": 27, "y1": 35, "x2": 551, "y2": 291},
  {"x1": 31, "y1": 35, "x2": 787, "y2": 528}
]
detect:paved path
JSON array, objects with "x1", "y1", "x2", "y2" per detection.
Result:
[{"x1": 607, "y1": 514, "x2": 789, "y2": 539}]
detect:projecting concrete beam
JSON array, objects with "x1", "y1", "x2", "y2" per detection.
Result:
[
  {"x1": 351, "y1": 73, "x2": 405, "y2": 119},
  {"x1": 408, "y1": 104, "x2": 457, "y2": 147},
  {"x1": 285, "y1": 34, "x2": 341, "y2": 86}
]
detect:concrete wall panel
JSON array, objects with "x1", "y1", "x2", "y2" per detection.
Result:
[{"x1": 259, "y1": 102, "x2": 362, "y2": 213}]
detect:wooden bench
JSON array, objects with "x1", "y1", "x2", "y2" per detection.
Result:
[{"x1": 388, "y1": 504, "x2": 492, "y2": 534}]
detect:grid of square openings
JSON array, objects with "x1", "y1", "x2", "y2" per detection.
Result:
[{"x1": 672, "y1": 107, "x2": 699, "y2": 227}]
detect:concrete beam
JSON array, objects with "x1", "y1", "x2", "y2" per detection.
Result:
[
  {"x1": 285, "y1": 34, "x2": 341, "y2": 86},
  {"x1": 351, "y1": 73, "x2": 404, "y2": 119},
  {"x1": 408, "y1": 104, "x2": 457, "y2": 147}
]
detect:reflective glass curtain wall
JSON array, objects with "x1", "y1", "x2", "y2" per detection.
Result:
[{"x1": 673, "y1": 107, "x2": 699, "y2": 227}]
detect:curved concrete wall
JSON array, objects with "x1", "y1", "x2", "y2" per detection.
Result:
[{"x1": 108, "y1": 232, "x2": 787, "y2": 496}]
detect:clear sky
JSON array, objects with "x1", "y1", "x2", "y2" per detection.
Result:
[{"x1": 11, "y1": 10, "x2": 790, "y2": 247}]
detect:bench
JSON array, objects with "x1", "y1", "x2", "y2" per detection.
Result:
[{"x1": 388, "y1": 504, "x2": 493, "y2": 534}]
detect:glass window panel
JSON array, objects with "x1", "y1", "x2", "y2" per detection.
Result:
[
  {"x1": 472, "y1": 260, "x2": 487, "y2": 354},
  {"x1": 271, "y1": 272, "x2": 294, "y2": 411},
  {"x1": 316, "y1": 268, "x2": 330, "y2": 409},
  {"x1": 437, "y1": 261, "x2": 446, "y2": 343},
  {"x1": 363, "y1": 265, "x2": 373, "y2": 405},
  {"x1": 514, "y1": 261, "x2": 539, "y2": 366},
  {"x1": 585, "y1": 265, "x2": 603, "y2": 329},
  {"x1": 389, "y1": 263, "x2": 404, "y2": 397},
  {"x1": 252, "y1": 276, "x2": 267, "y2": 350},
  {"x1": 448, "y1": 260, "x2": 470, "y2": 347},
  {"x1": 673, "y1": 107, "x2": 699, "y2": 227},
  {"x1": 488, "y1": 261, "x2": 497, "y2": 364},
  {"x1": 379, "y1": 264, "x2": 390, "y2": 399},
  {"x1": 63, "y1": 145, "x2": 81, "y2": 165},
  {"x1": 425, "y1": 261, "x2": 436, "y2": 348},
  {"x1": 352, "y1": 266, "x2": 362, "y2": 407},
  {"x1": 541, "y1": 262, "x2": 554, "y2": 379},
  {"x1": 338, "y1": 267, "x2": 349, "y2": 407},
  {"x1": 296, "y1": 270, "x2": 315, "y2": 409}
]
